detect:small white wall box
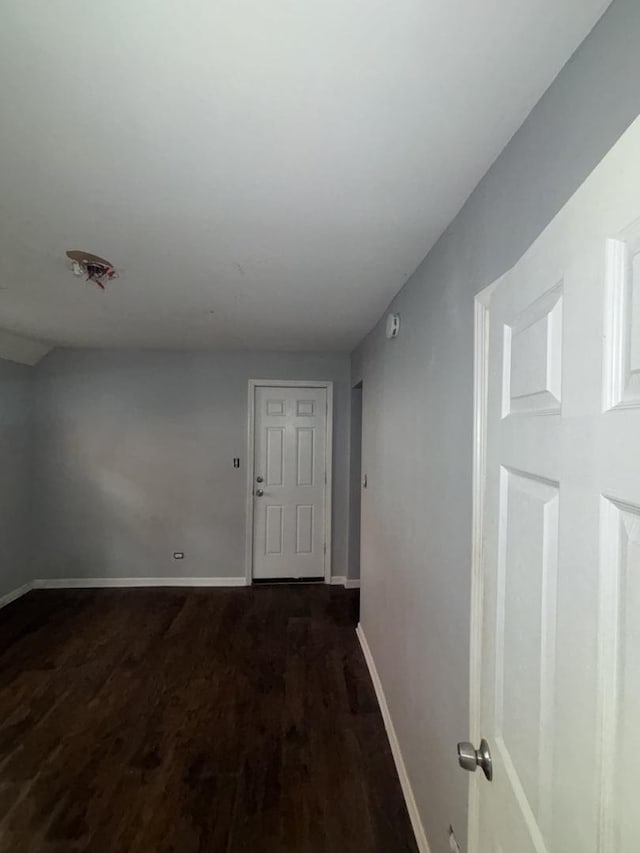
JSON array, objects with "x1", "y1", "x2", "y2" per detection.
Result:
[{"x1": 386, "y1": 313, "x2": 401, "y2": 339}]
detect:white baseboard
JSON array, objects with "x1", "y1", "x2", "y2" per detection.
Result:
[
  {"x1": 356, "y1": 623, "x2": 431, "y2": 853},
  {"x1": 4, "y1": 575, "x2": 349, "y2": 600},
  {"x1": 331, "y1": 576, "x2": 361, "y2": 589},
  {"x1": 32, "y1": 577, "x2": 249, "y2": 589},
  {"x1": 0, "y1": 581, "x2": 34, "y2": 610}
]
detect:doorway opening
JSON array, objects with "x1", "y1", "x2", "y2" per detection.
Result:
[{"x1": 348, "y1": 381, "x2": 363, "y2": 584}]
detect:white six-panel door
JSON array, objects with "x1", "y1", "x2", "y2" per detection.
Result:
[
  {"x1": 251, "y1": 384, "x2": 330, "y2": 580},
  {"x1": 470, "y1": 115, "x2": 640, "y2": 852}
]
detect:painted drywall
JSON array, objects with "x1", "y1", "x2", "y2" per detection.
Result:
[
  {"x1": 351, "y1": 1, "x2": 640, "y2": 850},
  {"x1": 33, "y1": 349, "x2": 349, "y2": 582},
  {"x1": 0, "y1": 359, "x2": 34, "y2": 600}
]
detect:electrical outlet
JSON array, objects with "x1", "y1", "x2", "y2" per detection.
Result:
[
  {"x1": 173, "y1": 552, "x2": 185, "y2": 560},
  {"x1": 448, "y1": 826, "x2": 461, "y2": 853}
]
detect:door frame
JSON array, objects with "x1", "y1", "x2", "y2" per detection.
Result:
[
  {"x1": 467, "y1": 280, "x2": 501, "y2": 852},
  {"x1": 244, "y1": 379, "x2": 334, "y2": 585}
]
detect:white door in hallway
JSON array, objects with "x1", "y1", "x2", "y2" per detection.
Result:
[
  {"x1": 251, "y1": 383, "x2": 331, "y2": 581},
  {"x1": 468, "y1": 115, "x2": 640, "y2": 852}
]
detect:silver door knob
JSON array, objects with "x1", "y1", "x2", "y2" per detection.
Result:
[
  {"x1": 255, "y1": 489, "x2": 264, "y2": 497},
  {"x1": 457, "y1": 739, "x2": 493, "y2": 781}
]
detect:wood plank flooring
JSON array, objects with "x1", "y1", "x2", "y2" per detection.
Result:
[{"x1": 0, "y1": 585, "x2": 418, "y2": 852}]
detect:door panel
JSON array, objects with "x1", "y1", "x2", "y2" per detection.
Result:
[
  {"x1": 604, "y1": 226, "x2": 640, "y2": 410},
  {"x1": 472, "y1": 116, "x2": 640, "y2": 852},
  {"x1": 266, "y1": 427, "x2": 284, "y2": 485},
  {"x1": 496, "y1": 467, "x2": 558, "y2": 842},
  {"x1": 600, "y1": 497, "x2": 640, "y2": 851},
  {"x1": 252, "y1": 385, "x2": 328, "y2": 580},
  {"x1": 296, "y1": 427, "x2": 315, "y2": 485},
  {"x1": 295, "y1": 505, "x2": 314, "y2": 553},
  {"x1": 504, "y1": 283, "x2": 563, "y2": 417},
  {"x1": 265, "y1": 505, "x2": 283, "y2": 555}
]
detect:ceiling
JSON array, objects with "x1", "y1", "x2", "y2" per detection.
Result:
[{"x1": 0, "y1": 1, "x2": 611, "y2": 353}]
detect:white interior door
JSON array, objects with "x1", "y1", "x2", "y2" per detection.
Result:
[
  {"x1": 469, "y1": 115, "x2": 640, "y2": 852},
  {"x1": 251, "y1": 384, "x2": 329, "y2": 580}
]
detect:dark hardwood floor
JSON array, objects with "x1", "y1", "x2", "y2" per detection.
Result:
[{"x1": 0, "y1": 585, "x2": 417, "y2": 853}]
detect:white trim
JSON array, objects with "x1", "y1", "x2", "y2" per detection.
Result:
[
  {"x1": 356, "y1": 623, "x2": 431, "y2": 853},
  {"x1": 329, "y1": 576, "x2": 360, "y2": 588},
  {"x1": 32, "y1": 577, "x2": 249, "y2": 589},
  {"x1": 0, "y1": 581, "x2": 34, "y2": 609},
  {"x1": 245, "y1": 379, "x2": 334, "y2": 585},
  {"x1": 467, "y1": 280, "x2": 500, "y2": 852},
  {"x1": 245, "y1": 380, "x2": 257, "y2": 584}
]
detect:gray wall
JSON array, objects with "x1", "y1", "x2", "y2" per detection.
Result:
[
  {"x1": 33, "y1": 349, "x2": 350, "y2": 581},
  {"x1": 0, "y1": 359, "x2": 34, "y2": 599},
  {"x1": 351, "y1": 1, "x2": 640, "y2": 850}
]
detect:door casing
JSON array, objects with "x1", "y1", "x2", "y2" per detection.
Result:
[
  {"x1": 468, "y1": 283, "x2": 498, "y2": 851},
  {"x1": 245, "y1": 379, "x2": 334, "y2": 584}
]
